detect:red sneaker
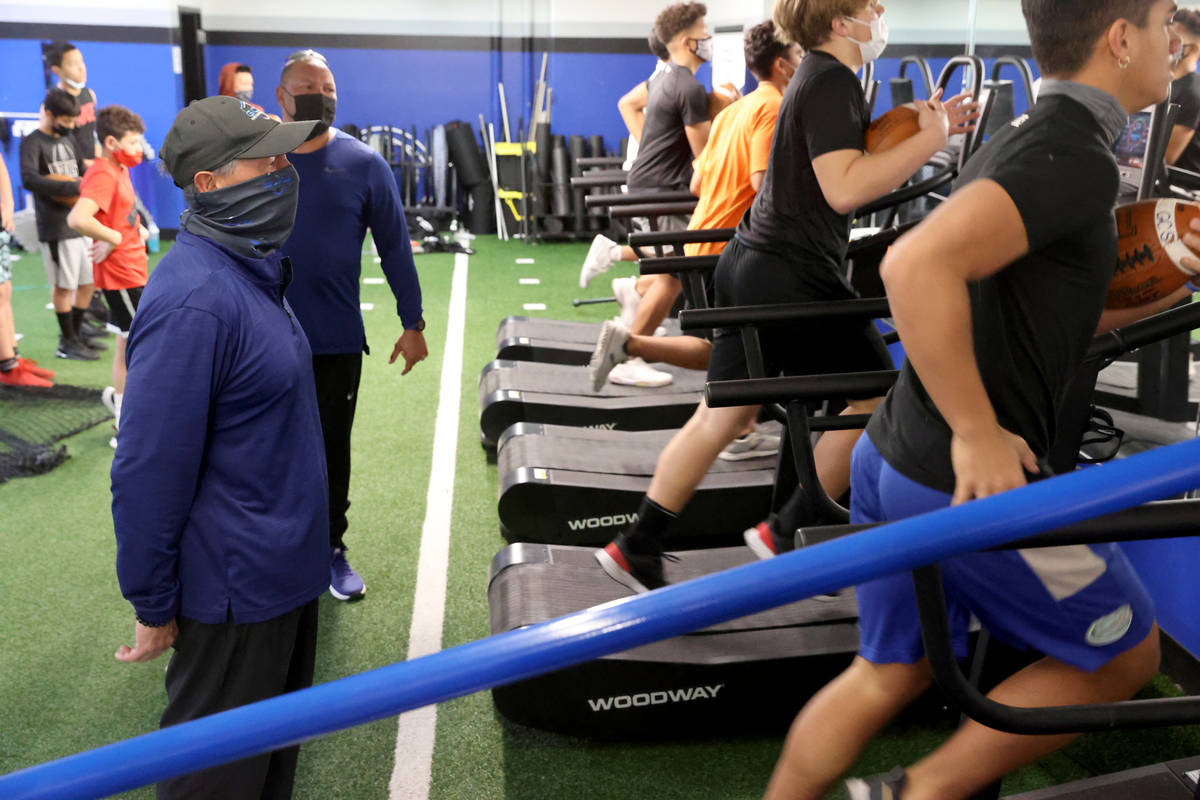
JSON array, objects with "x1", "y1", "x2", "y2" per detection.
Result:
[
  {"x1": 743, "y1": 522, "x2": 782, "y2": 560},
  {"x1": 17, "y1": 357, "x2": 55, "y2": 380},
  {"x1": 0, "y1": 362, "x2": 53, "y2": 388}
]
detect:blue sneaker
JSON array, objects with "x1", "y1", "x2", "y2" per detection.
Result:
[{"x1": 330, "y1": 548, "x2": 366, "y2": 601}]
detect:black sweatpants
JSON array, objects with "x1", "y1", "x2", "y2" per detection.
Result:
[
  {"x1": 312, "y1": 353, "x2": 363, "y2": 550},
  {"x1": 158, "y1": 599, "x2": 319, "y2": 799}
]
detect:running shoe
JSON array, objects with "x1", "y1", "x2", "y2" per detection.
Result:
[
  {"x1": 56, "y1": 336, "x2": 100, "y2": 361},
  {"x1": 579, "y1": 234, "x2": 618, "y2": 288},
  {"x1": 743, "y1": 521, "x2": 792, "y2": 560},
  {"x1": 17, "y1": 358, "x2": 55, "y2": 380},
  {"x1": 845, "y1": 767, "x2": 908, "y2": 799},
  {"x1": 101, "y1": 386, "x2": 119, "y2": 428},
  {"x1": 607, "y1": 357, "x2": 672, "y2": 388},
  {"x1": 0, "y1": 362, "x2": 53, "y2": 388},
  {"x1": 589, "y1": 319, "x2": 630, "y2": 392},
  {"x1": 719, "y1": 429, "x2": 782, "y2": 461},
  {"x1": 330, "y1": 547, "x2": 367, "y2": 601},
  {"x1": 612, "y1": 276, "x2": 641, "y2": 328},
  {"x1": 595, "y1": 531, "x2": 677, "y2": 593}
]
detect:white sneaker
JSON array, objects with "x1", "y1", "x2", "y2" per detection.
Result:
[
  {"x1": 608, "y1": 357, "x2": 673, "y2": 388},
  {"x1": 580, "y1": 234, "x2": 618, "y2": 288},
  {"x1": 101, "y1": 386, "x2": 122, "y2": 431},
  {"x1": 719, "y1": 429, "x2": 782, "y2": 461},
  {"x1": 589, "y1": 319, "x2": 631, "y2": 392},
  {"x1": 612, "y1": 277, "x2": 641, "y2": 328}
]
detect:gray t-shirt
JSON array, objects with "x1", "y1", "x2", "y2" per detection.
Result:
[{"x1": 628, "y1": 61, "x2": 708, "y2": 192}]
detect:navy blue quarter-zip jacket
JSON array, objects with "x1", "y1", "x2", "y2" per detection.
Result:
[{"x1": 112, "y1": 230, "x2": 329, "y2": 625}]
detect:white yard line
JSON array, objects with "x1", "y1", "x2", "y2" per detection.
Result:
[{"x1": 388, "y1": 251, "x2": 469, "y2": 800}]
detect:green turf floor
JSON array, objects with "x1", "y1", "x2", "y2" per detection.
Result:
[{"x1": 2, "y1": 235, "x2": 1199, "y2": 799}]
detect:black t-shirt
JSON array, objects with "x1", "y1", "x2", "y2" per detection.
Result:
[
  {"x1": 1171, "y1": 72, "x2": 1200, "y2": 173},
  {"x1": 628, "y1": 62, "x2": 708, "y2": 192},
  {"x1": 71, "y1": 87, "x2": 98, "y2": 163},
  {"x1": 18, "y1": 129, "x2": 85, "y2": 242},
  {"x1": 867, "y1": 95, "x2": 1120, "y2": 493},
  {"x1": 737, "y1": 50, "x2": 869, "y2": 299}
]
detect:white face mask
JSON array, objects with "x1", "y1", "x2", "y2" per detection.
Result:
[
  {"x1": 62, "y1": 75, "x2": 86, "y2": 90},
  {"x1": 693, "y1": 37, "x2": 714, "y2": 63},
  {"x1": 844, "y1": 14, "x2": 889, "y2": 64}
]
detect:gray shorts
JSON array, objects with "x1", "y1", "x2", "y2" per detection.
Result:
[
  {"x1": 0, "y1": 232, "x2": 11, "y2": 284},
  {"x1": 630, "y1": 214, "x2": 691, "y2": 257},
  {"x1": 40, "y1": 237, "x2": 93, "y2": 290}
]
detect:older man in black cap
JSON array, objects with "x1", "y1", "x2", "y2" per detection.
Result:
[{"x1": 110, "y1": 96, "x2": 326, "y2": 799}]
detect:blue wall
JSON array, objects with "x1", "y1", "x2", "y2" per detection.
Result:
[{"x1": 0, "y1": 37, "x2": 187, "y2": 231}]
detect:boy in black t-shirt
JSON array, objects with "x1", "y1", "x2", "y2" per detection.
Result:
[
  {"x1": 578, "y1": 4, "x2": 713, "y2": 298},
  {"x1": 595, "y1": 0, "x2": 978, "y2": 595},
  {"x1": 1166, "y1": 9, "x2": 1200, "y2": 170},
  {"x1": 767, "y1": 2, "x2": 1190, "y2": 799},
  {"x1": 47, "y1": 41, "x2": 100, "y2": 167}
]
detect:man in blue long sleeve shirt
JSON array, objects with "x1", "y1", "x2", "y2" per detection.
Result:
[
  {"x1": 276, "y1": 49, "x2": 428, "y2": 601},
  {"x1": 112, "y1": 97, "x2": 324, "y2": 798}
]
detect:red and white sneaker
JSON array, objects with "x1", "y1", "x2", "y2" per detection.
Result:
[
  {"x1": 17, "y1": 357, "x2": 55, "y2": 380},
  {"x1": 595, "y1": 532, "x2": 676, "y2": 593},
  {"x1": 0, "y1": 362, "x2": 53, "y2": 388}
]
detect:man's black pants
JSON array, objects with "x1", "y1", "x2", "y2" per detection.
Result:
[
  {"x1": 312, "y1": 353, "x2": 363, "y2": 550},
  {"x1": 157, "y1": 599, "x2": 320, "y2": 800}
]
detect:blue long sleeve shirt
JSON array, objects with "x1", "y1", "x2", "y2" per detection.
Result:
[
  {"x1": 112, "y1": 231, "x2": 329, "y2": 625},
  {"x1": 283, "y1": 130, "x2": 423, "y2": 355}
]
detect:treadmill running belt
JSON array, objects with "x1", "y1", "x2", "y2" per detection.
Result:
[
  {"x1": 480, "y1": 359, "x2": 706, "y2": 398},
  {"x1": 488, "y1": 542, "x2": 861, "y2": 737}
]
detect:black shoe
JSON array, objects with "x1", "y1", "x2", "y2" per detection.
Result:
[
  {"x1": 595, "y1": 531, "x2": 678, "y2": 593},
  {"x1": 845, "y1": 767, "x2": 907, "y2": 799},
  {"x1": 78, "y1": 328, "x2": 109, "y2": 351},
  {"x1": 56, "y1": 336, "x2": 100, "y2": 361}
]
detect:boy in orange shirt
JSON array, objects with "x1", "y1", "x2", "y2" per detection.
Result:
[{"x1": 69, "y1": 105, "x2": 148, "y2": 445}]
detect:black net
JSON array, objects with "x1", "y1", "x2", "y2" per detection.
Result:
[{"x1": 0, "y1": 383, "x2": 112, "y2": 484}]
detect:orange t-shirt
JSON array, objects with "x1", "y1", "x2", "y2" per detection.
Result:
[
  {"x1": 685, "y1": 83, "x2": 783, "y2": 257},
  {"x1": 79, "y1": 157, "x2": 148, "y2": 290}
]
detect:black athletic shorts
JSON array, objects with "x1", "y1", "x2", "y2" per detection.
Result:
[
  {"x1": 103, "y1": 286, "x2": 144, "y2": 334},
  {"x1": 706, "y1": 236, "x2": 893, "y2": 382}
]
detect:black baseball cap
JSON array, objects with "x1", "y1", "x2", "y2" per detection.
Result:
[{"x1": 160, "y1": 96, "x2": 318, "y2": 188}]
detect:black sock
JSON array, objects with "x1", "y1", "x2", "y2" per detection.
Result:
[
  {"x1": 55, "y1": 311, "x2": 75, "y2": 341},
  {"x1": 0, "y1": 357, "x2": 17, "y2": 373},
  {"x1": 70, "y1": 306, "x2": 87, "y2": 338},
  {"x1": 624, "y1": 496, "x2": 678, "y2": 551}
]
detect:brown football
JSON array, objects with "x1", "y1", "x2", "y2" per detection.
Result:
[
  {"x1": 44, "y1": 173, "x2": 80, "y2": 208},
  {"x1": 1109, "y1": 199, "x2": 1200, "y2": 309},
  {"x1": 865, "y1": 104, "x2": 921, "y2": 154}
]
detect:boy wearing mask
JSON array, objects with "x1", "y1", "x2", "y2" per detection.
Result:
[
  {"x1": 48, "y1": 41, "x2": 101, "y2": 165},
  {"x1": 69, "y1": 105, "x2": 149, "y2": 447}
]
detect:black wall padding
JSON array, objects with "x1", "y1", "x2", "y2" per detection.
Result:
[
  {"x1": 551, "y1": 140, "x2": 571, "y2": 217},
  {"x1": 889, "y1": 77, "x2": 914, "y2": 107},
  {"x1": 445, "y1": 120, "x2": 489, "y2": 188}
]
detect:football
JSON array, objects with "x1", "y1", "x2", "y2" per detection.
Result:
[
  {"x1": 1108, "y1": 199, "x2": 1200, "y2": 309},
  {"x1": 865, "y1": 104, "x2": 920, "y2": 154},
  {"x1": 44, "y1": 173, "x2": 80, "y2": 208}
]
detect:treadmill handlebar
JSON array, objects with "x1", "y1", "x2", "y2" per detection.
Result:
[
  {"x1": 681, "y1": 297, "x2": 891, "y2": 331},
  {"x1": 855, "y1": 163, "x2": 956, "y2": 218},
  {"x1": 610, "y1": 201, "x2": 699, "y2": 219},
  {"x1": 585, "y1": 190, "x2": 696, "y2": 210},
  {"x1": 798, "y1": 498, "x2": 1200, "y2": 550},
  {"x1": 706, "y1": 370, "x2": 899, "y2": 407},
  {"x1": 1087, "y1": 301, "x2": 1200, "y2": 363},
  {"x1": 638, "y1": 255, "x2": 720, "y2": 275},
  {"x1": 628, "y1": 228, "x2": 736, "y2": 248}
]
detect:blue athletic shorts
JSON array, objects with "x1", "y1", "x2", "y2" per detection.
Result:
[{"x1": 852, "y1": 435, "x2": 1155, "y2": 672}]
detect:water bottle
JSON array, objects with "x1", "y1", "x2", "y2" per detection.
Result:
[{"x1": 147, "y1": 223, "x2": 160, "y2": 254}]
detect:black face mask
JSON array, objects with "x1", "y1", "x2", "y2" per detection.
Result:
[
  {"x1": 289, "y1": 92, "x2": 336, "y2": 140},
  {"x1": 181, "y1": 165, "x2": 301, "y2": 259},
  {"x1": 52, "y1": 124, "x2": 73, "y2": 137}
]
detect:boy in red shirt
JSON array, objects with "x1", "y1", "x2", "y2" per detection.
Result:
[{"x1": 68, "y1": 105, "x2": 148, "y2": 444}]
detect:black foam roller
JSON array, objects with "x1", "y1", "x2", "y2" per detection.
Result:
[
  {"x1": 588, "y1": 135, "x2": 605, "y2": 159},
  {"x1": 466, "y1": 182, "x2": 496, "y2": 234},
  {"x1": 534, "y1": 123, "x2": 551, "y2": 216},
  {"x1": 551, "y1": 143, "x2": 571, "y2": 217},
  {"x1": 445, "y1": 120, "x2": 489, "y2": 188}
]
